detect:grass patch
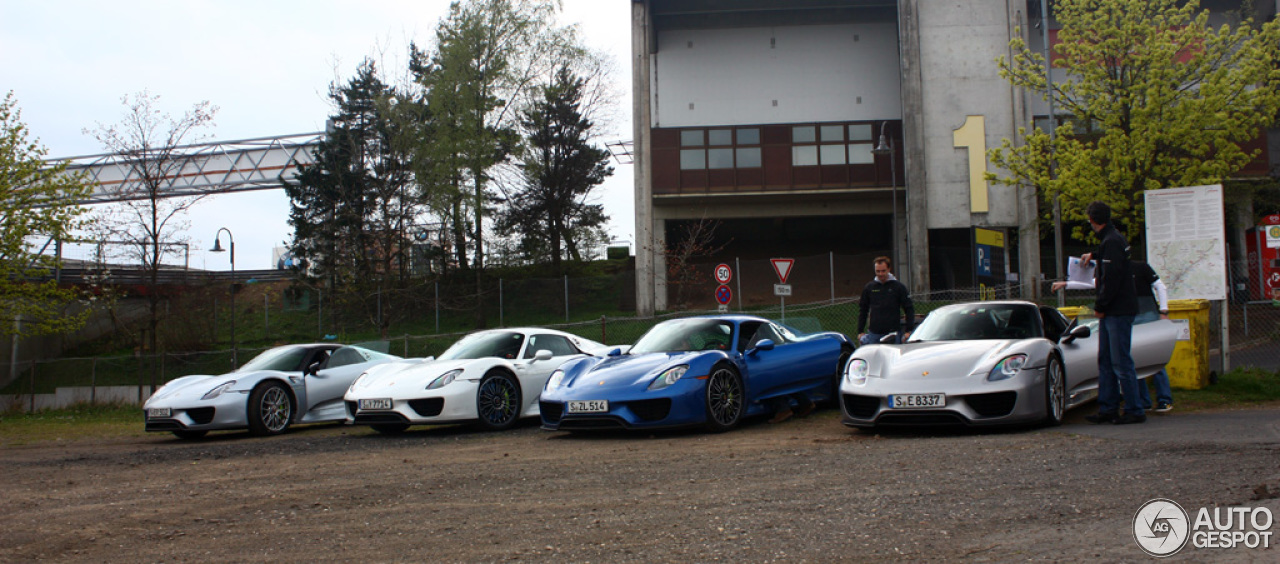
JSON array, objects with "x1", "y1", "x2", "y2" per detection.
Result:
[
  {"x1": 1169, "y1": 367, "x2": 1280, "y2": 411},
  {"x1": 0, "y1": 403, "x2": 145, "y2": 447}
]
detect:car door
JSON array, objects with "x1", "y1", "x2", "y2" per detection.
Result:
[
  {"x1": 304, "y1": 346, "x2": 370, "y2": 411},
  {"x1": 1130, "y1": 318, "x2": 1178, "y2": 378},
  {"x1": 518, "y1": 334, "x2": 587, "y2": 400},
  {"x1": 737, "y1": 321, "x2": 829, "y2": 397},
  {"x1": 1048, "y1": 308, "x2": 1101, "y2": 396}
]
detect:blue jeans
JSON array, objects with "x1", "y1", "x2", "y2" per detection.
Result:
[
  {"x1": 1138, "y1": 369, "x2": 1174, "y2": 408},
  {"x1": 1097, "y1": 314, "x2": 1143, "y2": 417}
]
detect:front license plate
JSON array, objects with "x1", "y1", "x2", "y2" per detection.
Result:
[
  {"x1": 146, "y1": 408, "x2": 171, "y2": 418},
  {"x1": 888, "y1": 393, "x2": 945, "y2": 409},
  {"x1": 359, "y1": 398, "x2": 392, "y2": 410},
  {"x1": 567, "y1": 400, "x2": 608, "y2": 414}
]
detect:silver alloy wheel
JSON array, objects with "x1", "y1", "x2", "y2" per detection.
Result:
[
  {"x1": 1046, "y1": 357, "x2": 1065, "y2": 424},
  {"x1": 259, "y1": 386, "x2": 291, "y2": 432},
  {"x1": 477, "y1": 373, "x2": 520, "y2": 429},
  {"x1": 706, "y1": 366, "x2": 743, "y2": 428}
]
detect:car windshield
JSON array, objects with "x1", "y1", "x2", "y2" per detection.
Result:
[
  {"x1": 438, "y1": 331, "x2": 525, "y2": 360},
  {"x1": 908, "y1": 304, "x2": 1040, "y2": 342},
  {"x1": 237, "y1": 346, "x2": 310, "y2": 372},
  {"x1": 630, "y1": 318, "x2": 735, "y2": 354}
]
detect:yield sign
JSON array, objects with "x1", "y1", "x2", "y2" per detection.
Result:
[{"x1": 770, "y1": 258, "x2": 794, "y2": 283}]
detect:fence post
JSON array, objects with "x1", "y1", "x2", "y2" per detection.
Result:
[
  {"x1": 435, "y1": 282, "x2": 440, "y2": 334},
  {"x1": 564, "y1": 276, "x2": 569, "y2": 323},
  {"x1": 28, "y1": 360, "x2": 35, "y2": 413},
  {"x1": 830, "y1": 251, "x2": 835, "y2": 304},
  {"x1": 404, "y1": 335, "x2": 409, "y2": 357},
  {"x1": 264, "y1": 293, "x2": 270, "y2": 336},
  {"x1": 600, "y1": 315, "x2": 607, "y2": 344},
  {"x1": 91, "y1": 357, "x2": 97, "y2": 405},
  {"x1": 735, "y1": 258, "x2": 742, "y2": 312},
  {"x1": 500, "y1": 279, "x2": 504, "y2": 328}
]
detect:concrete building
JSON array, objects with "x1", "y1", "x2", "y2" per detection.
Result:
[{"x1": 627, "y1": 0, "x2": 1278, "y2": 315}]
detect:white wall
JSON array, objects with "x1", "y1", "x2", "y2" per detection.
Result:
[{"x1": 653, "y1": 23, "x2": 902, "y2": 128}]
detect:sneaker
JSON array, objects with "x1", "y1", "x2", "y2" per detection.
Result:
[
  {"x1": 1085, "y1": 412, "x2": 1119, "y2": 424},
  {"x1": 769, "y1": 409, "x2": 794, "y2": 424},
  {"x1": 1154, "y1": 402, "x2": 1173, "y2": 413},
  {"x1": 1114, "y1": 413, "x2": 1147, "y2": 425}
]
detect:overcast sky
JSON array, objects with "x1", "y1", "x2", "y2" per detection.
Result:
[{"x1": 2, "y1": 0, "x2": 635, "y2": 271}]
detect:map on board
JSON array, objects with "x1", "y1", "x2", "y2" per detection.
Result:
[{"x1": 1144, "y1": 185, "x2": 1227, "y2": 301}]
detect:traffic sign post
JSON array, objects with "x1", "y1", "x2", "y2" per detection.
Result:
[{"x1": 771, "y1": 258, "x2": 794, "y2": 322}]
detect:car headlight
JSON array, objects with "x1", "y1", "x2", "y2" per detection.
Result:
[
  {"x1": 844, "y1": 359, "x2": 869, "y2": 386},
  {"x1": 350, "y1": 372, "x2": 370, "y2": 391},
  {"x1": 546, "y1": 369, "x2": 566, "y2": 390},
  {"x1": 987, "y1": 354, "x2": 1028, "y2": 382},
  {"x1": 201, "y1": 380, "x2": 237, "y2": 400},
  {"x1": 648, "y1": 365, "x2": 688, "y2": 391},
  {"x1": 427, "y1": 369, "x2": 462, "y2": 390}
]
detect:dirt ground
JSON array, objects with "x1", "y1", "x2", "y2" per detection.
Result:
[{"x1": 1, "y1": 407, "x2": 1278, "y2": 563}]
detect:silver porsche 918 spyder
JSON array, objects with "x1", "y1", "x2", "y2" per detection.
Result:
[
  {"x1": 840, "y1": 301, "x2": 1176, "y2": 428},
  {"x1": 144, "y1": 343, "x2": 401, "y2": 438}
]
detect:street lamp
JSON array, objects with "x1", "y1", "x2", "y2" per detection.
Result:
[
  {"x1": 871, "y1": 122, "x2": 899, "y2": 280},
  {"x1": 211, "y1": 227, "x2": 236, "y2": 368}
]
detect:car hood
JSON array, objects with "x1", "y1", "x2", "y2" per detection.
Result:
[
  {"x1": 860, "y1": 340, "x2": 1031, "y2": 381},
  {"x1": 564, "y1": 352, "x2": 701, "y2": 391},
  {"x1": 347, "y1": 357, "x2": 495, "y2": 396},
  {"x1": 144, "y1": 370, "x2": 293, "y2": 406}
]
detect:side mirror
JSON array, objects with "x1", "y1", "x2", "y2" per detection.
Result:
[
  {"x1": 534, "y1": 349, "x2": 553, "y2": 361},
  {"x1": 879, "y1": 333, "x2": 899, "y2": 344},
  {"x1": 608, "y1": 347, "x2": 624, "y2": 356},
  {"x1": 748, "y1": 339, "x2": 776, "y2": 356},
  {"x1": 306, "y1": 361, "x2": 322, "y2": 376},
  {"x1": 1060, "y1": 324, "x2": 1091, "y2": 344}
]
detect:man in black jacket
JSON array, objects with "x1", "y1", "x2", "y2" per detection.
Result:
[
  {"x1": 1081, "y1": 201, "x2": 1144, "y2": 424},
  {"x1": 856, "y1": 256, "x2": 914, "y2": 345}
]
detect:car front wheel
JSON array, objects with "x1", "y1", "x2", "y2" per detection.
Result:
[
  {"x1": 476, "y1": 371, "x2": 522, "y2": 431},
  {"x1": 704, "y1": 364, "x2": 744, "y2": 432},
  {"x1": 1043, "y1": 356, "x2": 1066, "y2": 426},
  {"x1": 247, "y1": 381, "x2": 294, "y2": 436}
]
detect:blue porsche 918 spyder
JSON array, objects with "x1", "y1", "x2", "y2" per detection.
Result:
[{"x1": 539, "y1": 315, "x2": 853, "y2": 432}]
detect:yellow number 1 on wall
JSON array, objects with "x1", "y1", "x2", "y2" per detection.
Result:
[{"x1": 952, "y1": 115, "x2": 989, "y2": 213}]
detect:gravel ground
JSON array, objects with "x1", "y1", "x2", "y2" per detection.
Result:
[{"x1": 1, "y1": 407, "x2": 1277, "y2": 562}]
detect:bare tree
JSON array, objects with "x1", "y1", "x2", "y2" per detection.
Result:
[{"x1": 86, "y1": 91, "x2": 217, "y2": 384}]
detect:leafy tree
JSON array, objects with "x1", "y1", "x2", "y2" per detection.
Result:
[
  {"x1": 86, "y1": 91, "x2": 217, "y2": 364},
  {"x1": 0, "y1": 92, "x2": 91, "y2": 338},
  {"x1": 285, "y1": 60, "x2": 418, "y2": 337},
  {"x1": 497, "y1": 66, "x2": 613, "y2": 272},
  {"x1": 990, "y1": 0, "x2": 1280, "y2": 241},
  {"x1": 408, "y1": 0, "x2": 575, "y2": 324}
]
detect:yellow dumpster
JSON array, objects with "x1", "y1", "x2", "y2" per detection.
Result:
[{"x1": 1165, "y1": 299, "x2": 1210, "y2": 390}]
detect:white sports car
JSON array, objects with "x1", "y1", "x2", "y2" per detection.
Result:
[
  {"x1": 840, "y1": 301, "x2": 1177, "y2": 428},
  {"x1": 144, "y1": 343, "x2": 401, "y2": 438},
  {"x1": 345, "y1": 328, "x2": 609, "y2": 433}
]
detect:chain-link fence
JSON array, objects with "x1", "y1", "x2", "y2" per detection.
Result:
[{"x1": 5, "y1": 254, "x2": 1278, "y2": 412}]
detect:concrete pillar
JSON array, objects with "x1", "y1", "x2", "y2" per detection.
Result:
[
  {"x1": 632, "y1": 0, "x2": 656, "y2": 316},
  {"x1": 898, "y1": 0, "x2": 930, "y2": 295}
]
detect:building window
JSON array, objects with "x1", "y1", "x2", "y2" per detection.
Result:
[
  {"x1": 680, "y1": 149, "x2": 705, "y2": 169},
  {"x1": 679, "y1": 126, "x2": 763, "y2": 170},
  {"x1": 708, "y1": 148, "x2": 734, "y2": 169},
  {"x1": 792, "y1": 145, "x2": 818, "y2": 166}
]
